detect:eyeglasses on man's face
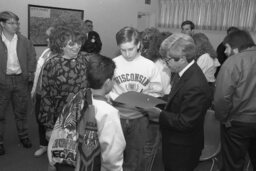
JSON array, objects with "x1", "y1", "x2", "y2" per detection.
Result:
[{"x1": 163, "y1": 57, "x2": 180, "y2": 64}]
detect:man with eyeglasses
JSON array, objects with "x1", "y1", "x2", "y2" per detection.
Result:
[
  {"x1": 80, "y1": 19, "x2": 102, "y2": 54},
  {"x1": 145, "y1": 33, "x2": 211, "y2": 171},
  {"x1": 0, "y1": 11, "x2": 36, "y2": 155}
]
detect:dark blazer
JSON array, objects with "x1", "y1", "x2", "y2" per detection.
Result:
[
  {"x1": 215, "y1": 42, "x2": 228, "y2": 77},
  {"x1": 80, "y1": 31, "x2": 102, "y2": 54},
  {"x1": 159, "y1": 63, "x2": 211, "y2": 170}
]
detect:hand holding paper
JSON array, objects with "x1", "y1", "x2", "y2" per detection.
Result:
[
  {"x1": 114, "y1": 91, "x2": 166, "y2": 109},
  {"x1": 143, "y1": 107, "x2": 162, "y2": 122}
]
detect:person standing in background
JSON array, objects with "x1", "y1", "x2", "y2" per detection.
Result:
[
  {"x1": 80, "y1": 19, "x2": 102, "y2": 54},
  {"x1": 181, "y1": 20, "x2": 195, "y2": 36},
  {"x1": 214, "y1": 30, "x2": 256, "y2": 171},
  {"x1": 215, "y1": 26, "x2": 239, "y2": 77},
  {"x1": 0, "y1": 11, "x2": 36, "y2": 155},
  {"x1": 192, "y1": 32, "x2": 220, "y2": 101}
]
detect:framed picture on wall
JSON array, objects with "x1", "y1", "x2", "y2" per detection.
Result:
[{"x1": 28, "y1": 4, "x2": 84, "y2": 46}]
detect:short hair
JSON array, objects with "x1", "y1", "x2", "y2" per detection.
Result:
[
  {"x1": 84, "y1": 20, "x2": 92, "y2": 24},
  {"x1": 181, "y1": 20, "x2": 195, "y2": 30},
  {"x1": 116, "y1": 26, "x2": 141, "y2": 46},
  {"x1": 227, "y1": 26, "x2": 239, "y2": 35},
  {"x1": 192, "y1": 33, "x2": 217, "y2": 59},
  {"x1": 223, "y1": 30, "x2": 255, "y2": 52},
  {"x1": 87, "y1": 54, "x2": 116, "y2": 89},
  {"x1": 160, "y1": 33, "x2": 196, "y2": 63},
  {"x1": 49, "y1": 25, "x2": 86, "y2": 54},
  {"x1": 0, "y1": 11, "x2": 19, "y2": 23}
]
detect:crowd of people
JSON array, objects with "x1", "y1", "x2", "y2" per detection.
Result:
[{"x1": 0, "y1": 10, "x2": 256, "y2": 171}]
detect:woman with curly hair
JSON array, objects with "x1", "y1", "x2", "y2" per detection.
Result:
[
  {"x1": 141, "y1": 28, "x2": 172, "y2": 96},
  {"x1": 38, "y1": 21, "x2": 90, "y2": 156},
  {"x1": 140, "y1": 27, "x2": 172, "y2": 171},
  {"x1": 32, "y1": 15, "x2": 89, "y2": 158}
]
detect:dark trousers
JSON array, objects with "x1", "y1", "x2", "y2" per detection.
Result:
[
  {"x1": 221, "y1": 121, "x2": 256, "y2": 171},
  {"x1": 143, "y1": 122, "x2": 161, "y2": 171},
  {"x1": 0, "y1": 75, "x2": 29, "y2": 143},
  {"x1": 35, "y1": 94, "x2": 48, "y2": 146},
  {"x1": 162, "y1": 142, "x2": 202, "y2": 171}
]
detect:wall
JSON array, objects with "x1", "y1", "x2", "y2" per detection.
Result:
[
  {"x1": 160, "y1": 28, "x2": 256, "y2": 50},
  {"x1": 1, "y1": 0, "x2": 256, "y2": 57},
  {"x1": 0, "y1": 0, "x2": 159, "y2": 58}
]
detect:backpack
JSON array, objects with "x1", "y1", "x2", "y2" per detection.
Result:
[{"x1": 48, "y1": 88, "x2": 101, "y2": 170}]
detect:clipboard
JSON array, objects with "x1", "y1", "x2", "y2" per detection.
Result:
[{"x1": 114, "y1": 91, "x2": 166, "y2": 109}]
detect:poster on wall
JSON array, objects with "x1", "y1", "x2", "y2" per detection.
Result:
[{"x1": 28, "y1": 4, "x2": 84, "y2": 46}]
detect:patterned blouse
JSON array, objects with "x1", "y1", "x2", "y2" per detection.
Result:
[{"x1": 39, "y1": 53, "x2": 90, "y2": 129}]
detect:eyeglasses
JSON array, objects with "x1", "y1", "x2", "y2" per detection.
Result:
[
  {"x1": 5, "y1": 22, "x2": 20, "y2": 26},
  {"x1": 163, "y1": 57, "x2": 173, "y2": 64},
  {"x1": 66, "y1": 40, "x2": 82, "y2": 48},
  {"x1": 164, "y1": 57, "x2": 180, "y2": 64}
]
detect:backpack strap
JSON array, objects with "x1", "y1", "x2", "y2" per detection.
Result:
[{"x1": 76, "y1": 88, "x2": 101, "y2": 171}]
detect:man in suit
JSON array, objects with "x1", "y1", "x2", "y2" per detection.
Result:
[
  {"x1": 80, "y1": 19, "x2": 102, "y2": 54},
  {"x1": 0, "y1": 11, "x2": 36, "y2": 155},
  {"x1": 146, "y1": 33, "x2": 211, "y2": 171}
]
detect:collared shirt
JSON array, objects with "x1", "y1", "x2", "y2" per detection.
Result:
[
  {"x1": 179, "y1": 60, "x2": 195, "y2": 77},
  {"x1": 2, "y1": 33, "x2": 22, "y2": 75}
]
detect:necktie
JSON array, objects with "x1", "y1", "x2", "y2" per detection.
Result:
[
  {"x1": 165, "y1": 73, "x2": 181, "y2": 109},
  {"x1": 170, "y1": 73, "x2": 180, "y2": 93}
]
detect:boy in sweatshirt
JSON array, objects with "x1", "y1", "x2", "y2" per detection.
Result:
[{"x1": 109, "y1": 26, "x2": 162, "y2": 171}]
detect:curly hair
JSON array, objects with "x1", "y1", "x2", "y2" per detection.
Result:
[
  {"x1": 192, "y1": 33, "x2": 217, "y2": 60},
  {"x1": 141, "y1": 27, "x2": 172, "y2": 62},
  {"x1": 49, "y1": 23, "x2": 86, "y2": 54}
]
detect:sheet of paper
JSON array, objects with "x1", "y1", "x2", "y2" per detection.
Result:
[{"x1": 114, "y1": 91, "x2": 166, "y2": 109}]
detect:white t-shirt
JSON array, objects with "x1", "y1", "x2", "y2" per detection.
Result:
[
  {"x1": 197, "y1": 53, "x2": 220, "y2": 82},
  {"x1": 155, "y1": 59, "x2": 171, "y2": 95}
]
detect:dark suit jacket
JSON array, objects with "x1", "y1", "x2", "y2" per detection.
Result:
[
  {"x1": 160, "y1": 63, "x2": 211, "y2": 152},
  {"x1": 80, "y1": 31, "x2": 102, "y2": 54},
  {"x1": 215, "y1": 42, "x2": 228, "y2": 77}
]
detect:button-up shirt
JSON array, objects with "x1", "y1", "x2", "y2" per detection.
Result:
[{"x1": 2, "y1": 33, "x2": 22, "y2": 75}]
